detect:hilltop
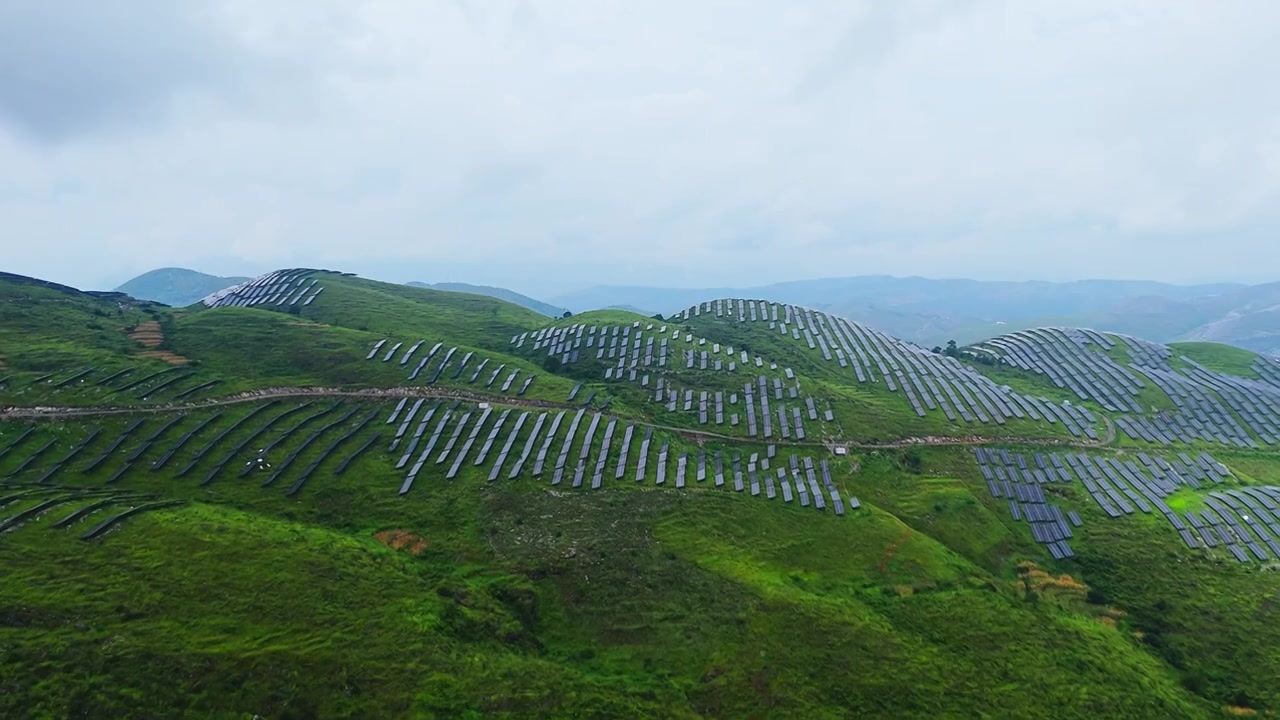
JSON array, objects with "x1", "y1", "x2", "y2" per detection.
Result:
[
  {"x1": 115, "y1": 268, "x2": 251, "y2": 307},
  {"x1": 1, "y1": 268, "x2": 1278, "y2": 718},
  {"x1": 549, "y1": 275, "x2": 1270, "y2": 352},
  {"x1": 406, "y1": 280, "x2": 569, "y2": 318}
]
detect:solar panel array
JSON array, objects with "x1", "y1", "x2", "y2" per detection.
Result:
[
  {"x1": 975, "y1": 447, "x2": 1280, "y2": 562},
  {"x1": 0, "y1": 401, "x2": 391, "y2": 538},
  {"x1": 201, "y1": 269, "x2": 332, "y2": 308},
  {"x1": 512, "y1": 321, "x2": 846, "y2": 438},
  {"x1": 974, "y1": 328, "x2": 1280, "y2": 447},
  {"x1": 664, "y1": 300, "x2": 1100, "y2": 439},
  {"x1": 364, "y1": 339, "x2": 535, "y2": 395},
  {"x1": 974, "y1": 448, "x2": 1083, "y2": 559},
  {"x1": 390, "y1": 402, "x2": 859, "y2": 514}
]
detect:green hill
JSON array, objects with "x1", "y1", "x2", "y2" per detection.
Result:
[
  {"x1": 547, "y1": 276, "x2": 1275, "y2": 352},
  {"x1": 408, "y1": 281, "x2": 569, "y2": 318},
  {"x1": 115, "y1": 268, "x2": 251, "y2": 307},
  {"x1": 1, "y1": 270, "x2": 1278, "y2": 718}
]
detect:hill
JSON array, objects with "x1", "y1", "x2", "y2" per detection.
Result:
[
  {"x1": 549, "y1": 275, "x2": 1254, "y2": 350},
  {"x1": 1, "y1": 269, "x2": 1278, "y2": 717},
  {"x1": 407, "y1": 281, "x2": 569, "y2": 318},
  {"x1": 1085, "y1": 280, "x2": 1280, "y2": 353},
  {"x1": 115, "y1": 268, "x2": 251, "y2": 307}
]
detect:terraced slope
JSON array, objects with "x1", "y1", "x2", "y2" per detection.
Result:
[{"x1": 1, "y1": 270, "x2": 1278, "y2": 718}]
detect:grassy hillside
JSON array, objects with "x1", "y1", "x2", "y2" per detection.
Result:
[
  {"x1": 280, "y1": 275, "x2": 546, "y2": 353},
  {"x1": 1169, "y1": 342, "x2": 1263, "y2": 378},
  {"x1": 2, "y1": 409, "x2": 1257, "y2": 718},
  {"x1": 408, "y1": 281, "x2": 569, "y2": 318},
  {"x1": 2, "y1": 269, "x2": 1279, "y2": 717}
]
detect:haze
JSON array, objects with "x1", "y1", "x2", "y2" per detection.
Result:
[{"x1": 2, "y1": 1, "x2": 1278, "y2": 296}]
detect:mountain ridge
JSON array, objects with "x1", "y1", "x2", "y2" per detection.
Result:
[
  {"x1": 115, "y1": 268, "x2": 250, "y2": 307},
  {"x1": 548, "y1": 275, "x2": 1269, "y2": 352},
  {"x1": 405, "y1": 281, "x2": 569, "y2": 317}
]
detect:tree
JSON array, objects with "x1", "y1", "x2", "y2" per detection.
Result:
[
  {"x1": 931, "y1": 346, "x2": 942, "y2": 354},
  {"x1": 651, "y1": 313, "x2": 664, "y2": 321},
  {"x1": 942, "y1": 339, "x2": 959, "y2": 358},
  {"x1": 900, "y1": 448, "x2": 924, "y2": 474},
  {"x1": 561, "y1": 311, "x2": 573, "y2": 319}
]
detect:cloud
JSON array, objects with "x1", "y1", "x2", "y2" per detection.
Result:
[
  {"x1": 0, "y1": 2, "x2": 252, "y2": 143},
  {"x1": 1, "y1": 0, "x2": 1279, "y2": 293}
]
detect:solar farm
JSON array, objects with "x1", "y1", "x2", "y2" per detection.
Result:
[
  {"x1": 3, "y1": 268, "x2": 1280, "y2": 716},
  {"x1": 0, "y1": 387, "x2": 862, "y2": 544},
  {"x1": 515, "y1": 302, "x2": 1107, "y2": 449},
  {"x1": 5, "y1": 275, "x2": 1280, "y2": 550},
  {"x1": 972, "y1": 327, "x2": 1280, "y2": 447},
  {"x1": 974, "y1": 446, "x2": 1280, "y2": 562},
  {"x1": 200, "y1": 268, "x2": 342, "y2": 308}
]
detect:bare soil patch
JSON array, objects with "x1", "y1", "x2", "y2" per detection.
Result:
[
  {"x1": 374, "y1": 530, "x2": 430, "y2": 555},
  {"x1": 123, "y1": 320, "x2": 189, "y2": 365}
]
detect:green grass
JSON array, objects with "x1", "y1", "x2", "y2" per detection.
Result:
[
  {"x1": 969, "y1": 360, "x2": 1083, "y2": 403},
  {"x1": 4, "y1": 409, "x2": 1278, "y2": 716},
  {"x1": 160, "y1": 307, "x2": 578, "y2": 404},
  {"x1": 1169, "y1": 342, "x2": 1261, "y2": 378},
  {"x1": 552, "y1": 308, "x2": 655, "y2": 326},
  {"x1": 0, "y1": 278, "x2": 181, "y2": 407},
  {"x1": 0, "y1": 276, "x2": 159, "y2": 367},
  {"x1": 5, "y1": 272, "x2": 1280, "y2": 717},
  {"x1": 267, "y1": 274, "x2": 548, "y2": 354}
]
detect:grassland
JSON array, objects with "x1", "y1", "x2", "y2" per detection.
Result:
[
  {"x1": 0, "y1": 417, "x2": 1242, "y2": 718},
  {"x1": 2, "y1": 270, "x2": 1280, "y2": 717},
  {"x1": 1169, "y1": 342, "x2": 1262, "y2": 378}
]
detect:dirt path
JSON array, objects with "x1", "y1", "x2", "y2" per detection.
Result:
[
  {"x1": 0, "y1": 385, "x2": 1118, "y2": 451},
  {"x1": 879, "y1": 529, "x2": 913, "y2": 575},
  {"x1": 1101, "y1": 415, "x2": 1117, "y2": 445}
]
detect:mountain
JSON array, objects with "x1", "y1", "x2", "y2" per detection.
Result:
[
  {"x1": 1082, "y1": 282, "x2": 1280, "y2": 356},
  {"x1": 407, "y1": 281, "x2": 569, "y2": 317},
  {"x1": 607, "y1": 303, "x2": 659, "y2": 316},
  {"x1": 549, "y1": 275, "x2": 1251, "y2": 350},
  {"x1": 2, "y1": 267, "x2": 1279, "y2": 717},
  {"x1": 115, "y1": 268, "x2": 250, "y2": 307}
]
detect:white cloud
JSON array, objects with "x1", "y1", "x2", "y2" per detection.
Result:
[{"x1": 1, "y1": 0, "x2": 1278, "y2": 293}]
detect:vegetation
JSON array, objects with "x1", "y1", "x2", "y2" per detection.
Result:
[
  {"x1": 0, "y1": 269, "x2": 1277, "y2": 717},
  {"x1": 1169, "y1": 342, "x2": 1262, "y2": 379},
  {"x1": 114, "y1": 267, "x2": 250, "y2": 307}
]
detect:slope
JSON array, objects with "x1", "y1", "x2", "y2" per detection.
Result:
[
  {"x1": 115, "y1": 268, "x2": 251, "y2": 307},
  {"x1": 0, "y1": 408, "x2": 1239, "y2": 718},
  {"x1": 2, "y1": 270, "x2": 1280, "y2": 716},
  {"x1": 408, "y1": 281, "x2": 569, "y2": 318}
]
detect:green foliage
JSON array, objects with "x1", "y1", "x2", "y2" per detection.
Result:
[
  {"x1": 1, "y1": 270, "x2": 1279, "y2": 717},
  {"x1": 1168, "y1": 342, "x2": 1261, "y2": 378}
]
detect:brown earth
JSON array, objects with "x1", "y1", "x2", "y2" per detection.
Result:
[
  {"x1": 123, "y1": 321, "x2": 189, "y2": 365},
  {"x1": 0, "y1": 385, "x2": 1122, "y2": 454},
  {"x1": 374, "y1": 530, "x2": 430, "y2": 555},
  {"x1": 127, "y1": 320, "x2": 163, "y2": 347}
]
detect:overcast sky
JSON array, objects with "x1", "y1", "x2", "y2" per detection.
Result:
[{"x1": 2, "y1": 1, "x2": 1278, "y2": 295}]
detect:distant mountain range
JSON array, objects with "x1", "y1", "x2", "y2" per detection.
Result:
[
  {"x1": 548, "y1": 276, "x2": 1279, "y2": 355},
  {"x1": 116, "y1": 269, "x2": 1277, "y2": 355},
  {"x1": 115, "y1": 268, "x2": 250, "y2": 307},
  {"x1": 406, "y1": 281, "x2": 570, "y2": 318}
]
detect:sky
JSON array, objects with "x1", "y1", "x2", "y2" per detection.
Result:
[{"x1": 2, "y1": 0, "x2": 1279, "y2": 296}]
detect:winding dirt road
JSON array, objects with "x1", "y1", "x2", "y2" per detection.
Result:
[{"x1": 1, "y1": 385, "x2": 1118, "y2": 451}]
